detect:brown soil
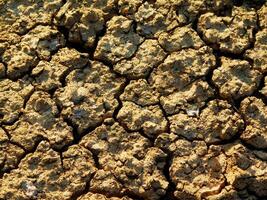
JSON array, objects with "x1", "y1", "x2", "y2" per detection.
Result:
[{"x1": 0, "y1": 0, "x2": 267, "y2": 200}]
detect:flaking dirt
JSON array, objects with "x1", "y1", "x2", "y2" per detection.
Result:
[{"x1": 0, "y1": 0, "x2": 267, "y2": 200}]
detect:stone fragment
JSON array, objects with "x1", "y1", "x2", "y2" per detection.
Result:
[{"x1": 212, "y1": 57, "x2": 262, "y2": 100}]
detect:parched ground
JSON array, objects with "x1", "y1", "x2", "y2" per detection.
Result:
[{"x1": 0, "y1": 0, "x2": 267, "y2": 200}]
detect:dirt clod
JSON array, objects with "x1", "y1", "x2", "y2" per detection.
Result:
[{"x1": 0, "y1": 1, "x2": 267, "y2": 200}]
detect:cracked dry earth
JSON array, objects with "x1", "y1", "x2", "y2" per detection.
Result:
[{"x1": 1, "y1": 0, "x2": 267, "y2": 200}]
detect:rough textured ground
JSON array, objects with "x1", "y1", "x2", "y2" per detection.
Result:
[{"x1": 0, "y1": 0, "x2": 267, "y2": 200}]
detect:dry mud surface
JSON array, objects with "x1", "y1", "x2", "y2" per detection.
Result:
[{"x1": 0, "y1": 0, "x2": 267, "y2": 200}]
